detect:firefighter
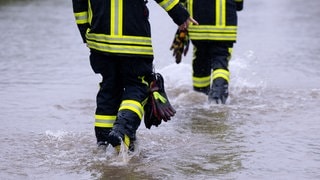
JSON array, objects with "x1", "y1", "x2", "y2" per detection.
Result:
[
  {"x1": 171, "y1": 0, "x2": 243, "y2": 104},
  {"x1": 72, "y1": 0, "x2": 197, "y2": 151}
]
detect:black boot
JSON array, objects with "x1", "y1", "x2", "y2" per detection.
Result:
[
  {"x1": 107, "y1": 110, "x2": 140, "y2": 152},
  {"x1": 95, "y1": 127, "x2": 112, "y2": 147},
  {"x1": 208, "y1": 78, "x2": 229, "y2": 104}
]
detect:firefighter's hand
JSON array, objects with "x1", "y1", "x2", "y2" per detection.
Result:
[
  {"x1": 179, "y1": 16, "x2": 198, "y2": 31},
  {"x1": 170, "y1": 29, "x2": 190, "y2": 64}
]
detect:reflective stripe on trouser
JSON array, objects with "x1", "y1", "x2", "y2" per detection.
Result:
[
  {"x1": 212, "y1": 69, "x2": 230, "y2": 83},
  {"x1": 193, "y1": 75, "x2": 211, "y2": 89},
  {"x1": 118, "y1": 100, "x2": 144, "y2": 121},
  {"x1": 95, "y1": 115, "x2": 116, "y2": 128}
]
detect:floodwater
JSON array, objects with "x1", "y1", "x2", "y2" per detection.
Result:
[{"x1": 1, "y1": 0, "x2": 320, "y2": 179}]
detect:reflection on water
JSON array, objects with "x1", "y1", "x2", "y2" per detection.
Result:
[{"x1": 1, "y1": 0, "x2": 320, "y2": 179}]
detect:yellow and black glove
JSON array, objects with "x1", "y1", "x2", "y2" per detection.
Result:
[
  {"x1": 170, "y1": 29, "x2": 190, "y2": 64},
  {"x1": 144, "y1": 73, "x2": 176, "y2": 129}
]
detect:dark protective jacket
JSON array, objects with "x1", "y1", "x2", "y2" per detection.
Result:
[
  {"x1": 181, "y1": 0, "x2": 243, "y2": 42},
  {"x1": 72, "y1": 0, "x2": 189, "y2": 58}
]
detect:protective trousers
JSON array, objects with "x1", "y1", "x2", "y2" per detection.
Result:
[
  {"x1": 89, "y1": 51, "x2": 153, "y2": 143},
  {"x1": 191, "y1": 41, "x2": 233, "y2": 94}
]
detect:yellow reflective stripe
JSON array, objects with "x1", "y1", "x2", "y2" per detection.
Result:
[
  {"x1": 115, "y1": 134, "x2": 131, "y2": 152},
  {"x1": 88, "y1": 0, "x2": 92, "y2": 25},
  {"x1": 74, "y1": 12, "x2": 88, "y2": 24},
  {"x1": 227, "y1": 48, "x2": 233, "y2": 60},
  {"x1": 189, "y1": 25, "x2": 237, "y2": 33},
  {"x1": 110, "y1": 0, "x2": 116, "y2": 35},
  {"x1": 212, "y1": 69, "x2": 230, "y2": 82},
  {"x1": 235, "y1": 0, "x2": 243, "y2": 2},
  {"x1": 119, "y1": 100, "x2": 144, "y2": 120},
  {"x1": 138, "y1": 76, "x2": 149, "y2": 86},
  {"x1": 228, "y1": 47, "x2": 233, "y2": 54},
  {"x1": 188, "y1": 32, "x2": 237, "y2": 41},
  {"x1": 221, "y1": 0, "x2": 226, "y2": 25},
  {"x1": 216, "y1": 0, "x2": 220, "y2": 25},
  {"x1": 192, "y1": 76, "x2": 211, "y2": 88},
  {"x1": 141, "y1": 97, "x2": 148, "y2": 107},
  {"x1": 153, "y1": 92, "x2": 167, "y2": 103},
  {"x1": 86, "y1": 33, "x2": 152, "y2": 45},
  {"x1": 86, "y1": 40, "x2": 153, "y2": 55},
  {"x1": 111, "y1": 0, "x2": 123, "y2": 35},
  {"x1": 188, "y1": 0, "x2": 194, "y2": 18},
  {"x1": 123, "y1": 134, "x2": 130, "y2": 149},
  {"x1": 94, "y1": 115, "x2": 116, "y2": 128},
  {"x1": 188, "y1": 26, "x2": 237, "y2": 40},
  {"x1": 159, "y1": 0, "x2": 179, "y2": 11},
  {"x1": 118, "y1": 0, "x2": 123, "y2": 35},
  {"x1": 216, "y1": 0, "x2": 226, "y2": 26}
]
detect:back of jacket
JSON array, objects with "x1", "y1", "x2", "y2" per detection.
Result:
[
  {"x1": 72, "y1": 0, "x2": 189, "y2": 58},
  {"x1": 182, "y1": 0, "x2": 243, "y2": 42}
]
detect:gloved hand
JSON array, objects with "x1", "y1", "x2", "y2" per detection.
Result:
[
  {"x1": 170, "y1": 29, "x2": 190, "y2": 64},
  {"x1": 144, "y1": 73, "x2": 176, "y2": 129}
]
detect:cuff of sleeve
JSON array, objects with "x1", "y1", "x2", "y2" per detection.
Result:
[{"x1": 167, "y1": 4, "x2": 189, "y2": 26}]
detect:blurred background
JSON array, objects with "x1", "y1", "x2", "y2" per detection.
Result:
[{"x1": 0, "y1": 0, "x2": 320, "y2": 179}]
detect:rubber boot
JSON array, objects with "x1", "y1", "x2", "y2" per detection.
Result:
[{"x1": 208, "y1": 77, "x2": 229, "y2": 104}]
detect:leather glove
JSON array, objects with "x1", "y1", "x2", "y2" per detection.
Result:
[
  {"x1": 144, "y1": 73, "x2": 176, "y2": 129},
  {"x1": 170, "y1": 29, "x2": 190, "y2": 64}
]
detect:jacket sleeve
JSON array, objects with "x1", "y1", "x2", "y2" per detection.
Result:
[
  {"x1": 179, "y1": 0, "x2": 187, "y2": 7},
  {"x1": 155, "y1": 0, "x2": 190, "y2": 26},
  {"x1": 72, "y1": 0, "x2": 90, "y2": 43},
  {"x1": 235, "y1": 0, "x2": 244, "y2": 11}
]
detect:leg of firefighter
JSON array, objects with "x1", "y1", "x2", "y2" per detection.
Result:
[
  {"x1": 208, "y1": 43, "x2": 232, "y2": 104},
  {"x1": 192, "y1": 41, "x2": 211, "y2": 95},
  {"x1": 107, "y1": 57, "x2": 152, "y2": 153},
  {"x1": 89, "y1": 52, "x2": 122, "y2": 149}
]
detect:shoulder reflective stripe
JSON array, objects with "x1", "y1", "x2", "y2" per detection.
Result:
[
  {"x1": 159, "y1": 0, "x2": 179, "y2": 11},
  {"x1": 86, "y1": 33, "x2": 152, "y2": 45},
  {"x1": 94, "y1": 115, "x2": 116, "y2": 128},
  {"x1": 74, "y1": 12, "x2": 88, "y2": 24},
  {"x1": 192, "y1": 76, "x2": 211, "y2": 88},
  {"x1": 87, "y1": 40, "x2": 153, "y2": 55},
  {"x1": 119, "y1": 100, "x2": 144, "y2": 120},
  {"x1": 212, "y1": 69, "x2": 230, "y2": 82}
]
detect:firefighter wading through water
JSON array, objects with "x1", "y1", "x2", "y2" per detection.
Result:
[
  {"x1": 72, "y1": 0, "x2": 196, "y2": 152},
  {"x1": 173, "y1": 0, "x2": 243, "y2": 104}
]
